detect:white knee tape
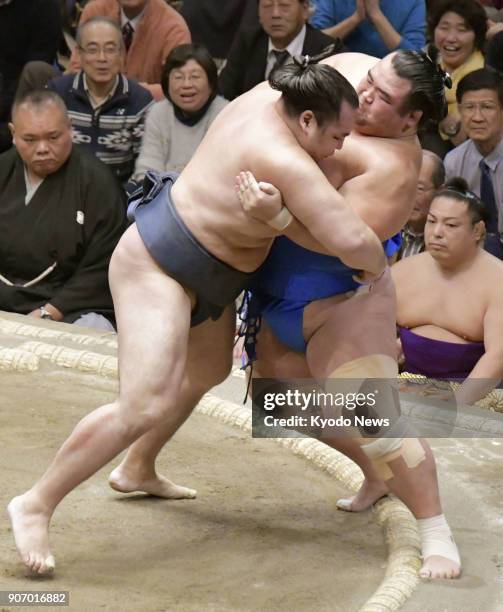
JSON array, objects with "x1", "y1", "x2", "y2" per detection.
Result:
[
  {"x1": 361, "y1": 436, "x2": 403, "y2": 459},
  {"x1": 329, "y1": 354, "x2": 398, "y2": 379},
  {"x1": 361, "y1": 437, "x2": 426, "y2": 481},
  {"x1": 418, "y1": 514, "x2": 460, "y2": 565}
]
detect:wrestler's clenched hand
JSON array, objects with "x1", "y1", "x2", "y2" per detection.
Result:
[{"x1": 235, "y1": 171, "x2": 283, "y2": 222}]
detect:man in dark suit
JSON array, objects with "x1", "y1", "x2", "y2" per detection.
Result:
[{"x1": 219, "y1": 0, "x2": 339, "y2": 100}]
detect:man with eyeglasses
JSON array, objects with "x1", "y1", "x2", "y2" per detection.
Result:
[
  {"x1": 48, "y1": 16, "x2": 153, "y2": 185},
  {"x1": 397, "y1": 149, "x2": 445, "y2": 259},
  {"x1": 444, "y1": 68, "x2": 503, "y2": 259},
  {"x1": 219, "y1": 0, "x2": 337, "y2": 101},
  {"x1": 0, "y1": 89, "x2": 126, "y2": 329},
  {"x1": 69, "y1": 0, "x2": 190, "y2": 100}
]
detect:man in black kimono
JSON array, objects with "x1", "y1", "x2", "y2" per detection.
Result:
[{"x1": 0, "y1": 89, "x2": 127, "y2": 329}]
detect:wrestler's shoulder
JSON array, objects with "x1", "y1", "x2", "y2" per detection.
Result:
[
  {"x1": 349, "y1": 133, "x2": 418, "y2": 168},
  {"x1": 322, "y1": 53, "x2": 379, "y2": 86},
  {"x1": 476, "y1": 251, "x2": 503, "y2": 291},
  {"x1": 392, "y1": 252, "x2": 431, "y2": 277}
]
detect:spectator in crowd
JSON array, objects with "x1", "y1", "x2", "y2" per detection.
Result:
[
  {"x1": 181, "y1": 0, "x2": 259, "y2": 62},
  {"x1": 132, "y1": 44, "x2": 227, "y2": 183},
  {"x1": 486, "y1": 30, "x2": 503, "y2": 74},
  {"x1": 70, "y1": 0, "x2": 191, "y2": 100},
  {"x1": 398, "y1": 150, "x2": 445, "y2": 259},
  {"x1": 0, "y1": 90, "x2": 127, "y2": 330},
  {"x1": 48, "y1": 17, "x2": 153, "y2": 185},
  {"x1": 310, "y1": 0, "x2": 426, "y2": 58},
  {"x1": 444, "y1": 68, "x2": 503, "y2": 258},
  {"x1": 393, "y1": 177, "x2": 503, "y2": 405},
  {"x1": 219, "y1": 0, "x2": 337, "y2": 101},
  {"x1": 422, "y1": 0, "x2": 486, "y2": 156},
  {"x1": 0, "y1": 0, "x2": 62, "y2": 152}
]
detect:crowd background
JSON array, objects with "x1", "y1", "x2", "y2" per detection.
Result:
[{"x1": 0, "y1": 0, "x2": 502, "y2": 397}]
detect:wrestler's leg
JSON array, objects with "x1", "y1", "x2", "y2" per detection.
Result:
[
  {"x1": 7, "y1": 225, "x2": 197, "y2": 574},
  {"x1": 253, "y1": 319, "x2": 387, "y2": 510},
  {"x1": 253, "y1": 320, "x2": 311, "y2": 379},
  {"x1": 305, "y1": 270, "x2": 460, "y2": 578},
  {"x1": 109, "y1": 305, "x2": 235, "y2": 498}
]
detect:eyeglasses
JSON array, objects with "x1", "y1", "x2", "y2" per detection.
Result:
[
  {"x1": 170, "y1": 72, "x2": 205, "y2": 84},
  {"x1": 78, "y1": 44, "x2": 121, "y2": 57},
  {"x1": 459, "y1": 102, "x2": 499, "y2": 115}
]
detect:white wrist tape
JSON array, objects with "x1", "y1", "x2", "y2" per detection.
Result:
[{"x1": 266, "y1": 206, "x2": 293, "y2": 231}]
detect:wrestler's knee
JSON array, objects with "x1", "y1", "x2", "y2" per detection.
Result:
[
  {"x1": 117, "y1": 393, "x2": 177, "y2": 436},
  {"x1": 360, "y1": 437, "x2": 427, "y2": 481}
]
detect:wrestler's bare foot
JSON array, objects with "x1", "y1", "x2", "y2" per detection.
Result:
[
  {"x1": 109, "y1": 466, "x2": 197, "y2": 499},
  {"x1": 7, "y1": 494, "x2": 55, "y2": 575},
  {"x1": 336, "y1": 478, "x2": 389, "y2": 512},
  {"x1": 420, "y1": 556, "x2": 461, "y2": 580}
]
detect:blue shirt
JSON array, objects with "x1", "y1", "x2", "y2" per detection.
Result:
[{"x1": 310, "y1": 0, "x2": 426, "y2": 58}]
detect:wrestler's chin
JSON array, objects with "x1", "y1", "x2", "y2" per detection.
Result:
[
  {"x1": 354, "y1": 118, "x2": 374, "y2": 135},
  {"x1": 428, "y1": 245, "x2": 449, "y2": 260}
]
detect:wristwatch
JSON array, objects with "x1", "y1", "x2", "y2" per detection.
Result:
[{"x1": 39, "y1": 306, "x2": 54, "y2": 320}]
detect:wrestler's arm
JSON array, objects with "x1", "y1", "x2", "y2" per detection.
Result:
[
  {"x1": 264, "y1": 154, "x2": 387, "y2": 275},
  {"x1": 238, "y1": 154, "x2": 413, "y2": 247},
  {"x1": 455, "y1": 297, "x2": 503, "y2": 405}
]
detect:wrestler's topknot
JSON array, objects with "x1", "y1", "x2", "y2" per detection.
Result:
[
  {"x1": 269, "y1": 45, "x2": 358, "y2": 128},
  {"x1": 391, "y1": 48, "x2": 448, "y2": 128},
  {"x1": 436, "y1": 177, "x2": 489, "y2": 226}
]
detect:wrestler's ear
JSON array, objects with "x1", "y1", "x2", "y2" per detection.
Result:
[
  {"x1": 473, "y1": 220, "x2": 485, "y2": 242},
  {"x1": 299, "y1": 110, "x2": 315, "y2": 134},
  {"x1": 8, "y1": 122, "x2": 15, "y2": 143},
  {"x1": 403, "y1": 109, "x2": 423, "y2": 132}
]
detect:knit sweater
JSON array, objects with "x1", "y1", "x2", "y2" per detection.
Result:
[
  {"x1": 133, "y1": 95, "x2": 228, "y2": 181},
  {"x1": 70, "y1": 0, "x2": 190, "y2": 89},
  {"x1": 48, "y1": 72, "x2": 154, "y2": 183}
]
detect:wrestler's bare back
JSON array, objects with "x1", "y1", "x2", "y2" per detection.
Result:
[
  {"x1": 170, "y1": 52, "x2": 396, "y2": 273},
  {"x1": 170, "y1": 84, "x2": 298, "y2": 272}
]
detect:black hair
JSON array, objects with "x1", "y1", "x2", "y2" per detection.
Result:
[
  {"x1": 269, "y1": 45, "x2": 358, "y2": 128},
  {"x1": 486, "y1": 30, "x2": 503, "y2": 75},
  {"x1": 12, "y1": 89, "x2": 68, "y2": 119},
  {"x1": 427, "y1": 0, "x2": 487, "y2": 52},
  {"x1": 76, "y1": 16, "x2": 123, "y2": 47},
  {"x1": 456, "y1": 68, "x2": 503, "y2": 107},
  {"x1": 392, "y1": 48, "x2": 449, "y2": 128},
  {"x1": 161, "y1": 43, "x2": 218, "y2": 99},
  {"x1": 434, "y1": 177, "x2": 489, "y2": 225},
  {"x1": 423, "y1": 150, "x2": 445, "y2": 189}
]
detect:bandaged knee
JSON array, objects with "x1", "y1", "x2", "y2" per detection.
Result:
[
  {"x1": 329, "y1": 354, "x2": 398, "y2": 379},
  {"x1": 361, "y1": 437, "x2": 426, "y2": 481},
  {"x1": 418, "y1": 514, "x2": 460, "y2": 566},
  {"x1": 328, "y1": 354, "x2": 402, "y2": 437}
]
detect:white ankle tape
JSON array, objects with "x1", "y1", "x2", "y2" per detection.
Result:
[{"x1": 417, "y1": 514, "x2": 460, "y2": 564}]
